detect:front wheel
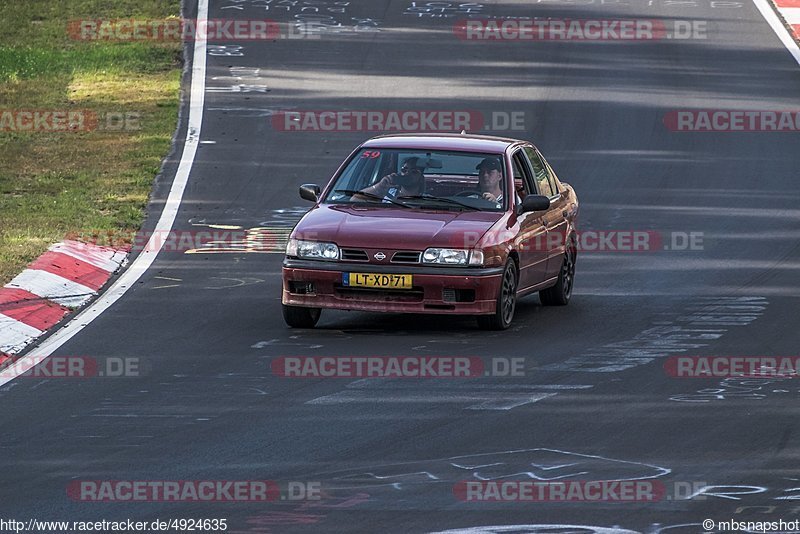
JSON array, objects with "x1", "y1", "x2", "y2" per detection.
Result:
[
  {"x1": 477, "y1": 259, "x2": 518, "y2": 330},
  {"x1": 539, "y1": 239, "x2": 576, "y2": 306},
  {"x1": 282, "y1": 305, "x2": 321, "y2": 328}
]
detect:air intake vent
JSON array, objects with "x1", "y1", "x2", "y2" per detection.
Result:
[
  {"x1": 289, "y1": 281, "x2": 315, "y2": 295},
  {"x1": 391, "y1": 251, "x2": 421, "y2": 263},
  {"x1": 340, "y1": 248, "x2": 369, "y2": 261},
  {"x1": 443, "y1": 288, "x2": 475, "y2": 303}
]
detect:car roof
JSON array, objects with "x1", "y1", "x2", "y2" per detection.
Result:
[{"x1": 360, "y1": 133, "x2": 526, "y2": 153}]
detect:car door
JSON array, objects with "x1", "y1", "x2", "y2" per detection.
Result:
[
  {"x1": 524, "y1": 146, "x2": 568, "y2": 281},
  {"x1": 510, "y1": 149, "x2": 548, "y2": 290}
]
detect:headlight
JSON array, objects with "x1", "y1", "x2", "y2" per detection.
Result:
[
  {"x1": 286, "y1": 239, "x2": 339, "y2": 260},
  {"x1": 422, "y1": 248, "x2": 483, "y2": 266}
]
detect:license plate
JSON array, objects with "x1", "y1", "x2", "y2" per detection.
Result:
[{"x1": 343, "y1": 273, "x2": 413, "y2": 289}]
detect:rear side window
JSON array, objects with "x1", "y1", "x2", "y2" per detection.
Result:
[
  {"x1": 524, "y1": 146, "x2": 555, "y2": 197},
  {"x1": 544, "y1": 159, "x2": 561, "y2": 194}
]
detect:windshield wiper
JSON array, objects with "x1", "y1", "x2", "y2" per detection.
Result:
[
  {"x1": 330, "y1": 189, "x2": 413, "y2": 209},
  {"x1": 399, "y1": 194, "x2": 481, "y2": 211}
]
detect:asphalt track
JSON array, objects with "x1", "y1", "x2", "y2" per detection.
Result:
[{"x1": 1, "y1": 1, "x2": 799, "y2": 533}]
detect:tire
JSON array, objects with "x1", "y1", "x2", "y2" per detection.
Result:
[
  {"x1": 282, "y1": 304, "x2": 321, "y2": 328},
  {"x1": 539, "y1": 237, "x2": 576, "y2": 306},
  {"x1": 477, "y1": 259, "x2": 518, "y2": 330}
]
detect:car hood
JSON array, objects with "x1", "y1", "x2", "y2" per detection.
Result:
[{"x1": 293, "y1": 204, "x2": 505, "y2": 249}]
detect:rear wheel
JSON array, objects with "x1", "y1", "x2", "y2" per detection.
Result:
[
  {"x1": 477, "y1": 259, "x2": 518, "y2": 330},
  {"x1": 539, "y1": 238, "x2": 576, "y2": 306},
  {"x1": 282, "y1": 305, "x2": 321, "y2": 328}
]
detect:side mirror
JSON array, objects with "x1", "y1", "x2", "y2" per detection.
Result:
[
  {"x1": 299, "y1": 184, "x2": 321, "y2": 202},
  {"x1": 519, "y1": 194, "x2": 550, "y2": 214}
]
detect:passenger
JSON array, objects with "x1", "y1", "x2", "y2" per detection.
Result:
[{"x1": 356, "y1": 157, "x2": 425, "y2": 202}]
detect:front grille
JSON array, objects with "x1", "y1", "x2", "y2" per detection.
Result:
[
  {"x1": 391, "y1": 251, "x2": 422, "y2": 264},
  {"x1": 340, "y1": 248, "x2": 369, "y2": 261}
]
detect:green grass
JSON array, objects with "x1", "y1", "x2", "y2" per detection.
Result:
[{"x1": 0, "y1": 0, "x2": 181, "y2": 283}]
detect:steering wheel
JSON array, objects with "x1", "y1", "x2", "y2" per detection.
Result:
[{"x1": 454, "y1": 190, "x2": 482, "y2": 198}]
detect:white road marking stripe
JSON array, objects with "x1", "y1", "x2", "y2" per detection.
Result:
[
  {"x1": 0, "y1": 314, "x2": 42, "y2": 354},
  {"x1": 754, "y1": 0, "x2": 800, "y2": 66},
  {"x1": 0, "y1": 0, "x2": 209, "y2": 386},
  {"x1": 53, "y1": 241, "x2": 127, "y2": 273},
  {"x1": 5, "y1": 270, "x2": 96, "y2": 308},
  {"x1": 428, "y1": 525, "x2": 640, "y2": 534},
  {"x1": 307, "y1": 391, "x2": 556, "y2": 410},
  {"x1": 466, "y1": 393, "x2": 556, "y2": 410},
  {"x1": 347, "y1": 379, "x2": 592, "y2": 390}
]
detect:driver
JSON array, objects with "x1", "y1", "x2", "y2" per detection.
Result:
[
  {"x1": 356, "y1": 157, "x2": 426, "y2": 202},
  {"x1": 476, "y1": 157, "x2": 504, "y2": 203}
]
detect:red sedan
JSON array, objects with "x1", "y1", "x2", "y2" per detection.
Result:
[{"x1": 281, "y1": 133, "x2": 579, "y2": 330}]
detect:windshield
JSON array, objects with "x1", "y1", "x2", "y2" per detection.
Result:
[{"x1": 323, "y1": 148, "x2": 508, "y2": 212}]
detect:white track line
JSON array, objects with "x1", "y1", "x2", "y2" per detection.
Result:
[
  {"x1": 0, "y1": 0, "x2": 209, "y2": 386},
  {"x1": 754, "y1": 0, "x2": 800, "y2": 67}
]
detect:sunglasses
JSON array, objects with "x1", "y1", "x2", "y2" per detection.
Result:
[{"x1": 400, "y1": 166, "x2": 423, "y2": 174}]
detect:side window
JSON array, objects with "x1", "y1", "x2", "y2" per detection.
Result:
[
  {"x1": 542, "y1": 157, "x2": 560, "y2": 195},
  {"x1": 511, "y1": 150, "x2": 535, "y2": 200},
  {"x1": 524, "y1": 146, "x2": 554, "y2": 197}
]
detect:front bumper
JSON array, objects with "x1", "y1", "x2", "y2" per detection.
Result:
[{"x1": 282, "y1": 259, "x2": 503, "y2": 315}]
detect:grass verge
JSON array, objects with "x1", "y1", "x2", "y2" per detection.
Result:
[{"x1": 0, "y1": 0, "x2": 182, "y2": 284}]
